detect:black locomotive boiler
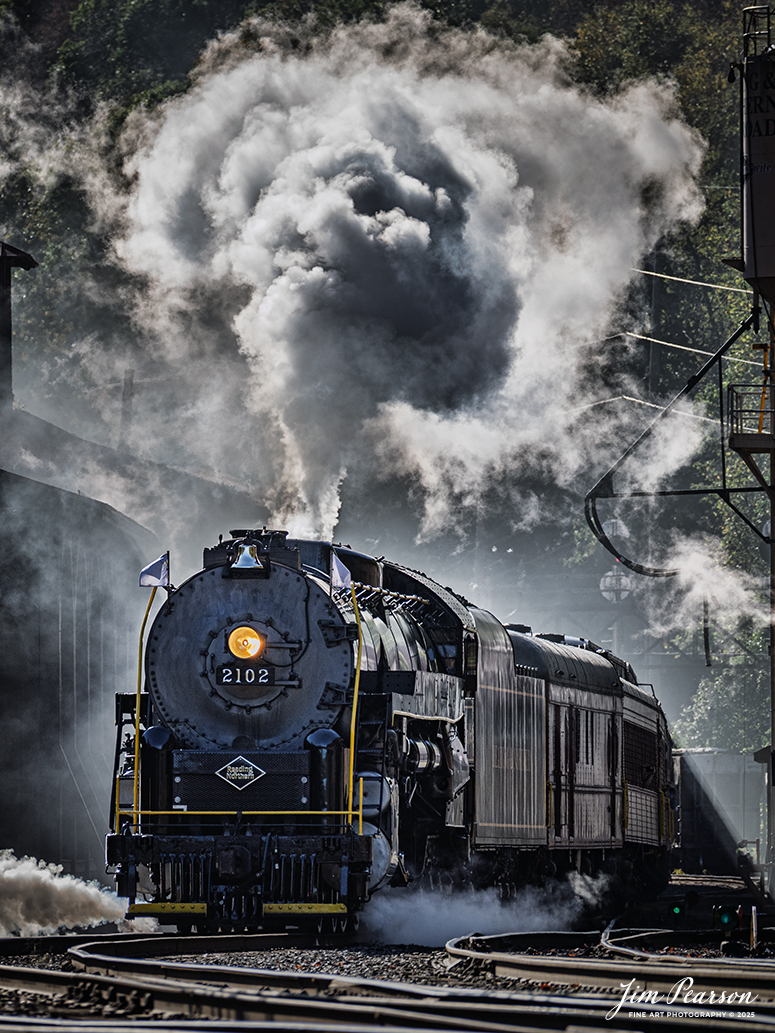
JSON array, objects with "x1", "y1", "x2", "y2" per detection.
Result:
[{"x1": 107, "y1": 529, "x2": 675, "y2": 930}]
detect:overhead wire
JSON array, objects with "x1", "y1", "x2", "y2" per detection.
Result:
[
  {"x1": 632, "y1": 267, "x2": 754, "y2": 294},
  {"x1": 569, "y1": 394, "x2": 718, "y2": 422},
  {"x1": 623, "y1": 331, "x2": 761, "y2": 367},
  {"x1": 584, "y1": 311, "x2": 760, "y2": 576},
  {"x1": 583, "y1": 265, "x2": 767, "y2": 575}
]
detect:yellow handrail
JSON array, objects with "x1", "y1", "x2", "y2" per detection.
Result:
[
  {"x1": 759, "y1": 334, "x2": 771, "y2": 433},
  {"x1": 347, "y1": 584, "x2": 363, "y2": 820},
  {"x1": 134, "y1": 586, "x2": 157, "y2": 826},
  {"x1": 129, "y1": 569, "x2": 370, "y2": 832},
  {"x1": 118, "y1": 809, "x2": 354, "y2": 818}
]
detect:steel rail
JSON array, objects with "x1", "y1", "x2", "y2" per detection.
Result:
[
  {"x1": 0, "y1": 932, "x2": 773, "y2": 1033},
  {"x1": 0, "y1": 959, "x2": 562, "y2": 1032},
  {"x1": 1, "y1": 962, "x2": 774, "y2": 1033},
  {"x1": 68, "y1": 934, "x2": 476, "y2": 999},
  {"x1": 55, "y1": 929, "x2": 775, "y2": 1031},
  {"x1": 601, "y1": 924, "x2": 775, "y2": 966},
  {"x1": 69, "y1": 930, "x2": 647, "y2": 1003},
  {"x1": 0, "y1": 1021, "x2": 476, "y2": 1033},
  {"x1": 445, "y1": 929, "x2": 775, "y2": 1021},
  {"x1": 446, "y1": 929, "x2": 775, "y2": 993},
  {"x1": 0, "y1": 937, "x2": 640, "y2": 1033},
  {"x1": 0, "y1": 932, "x2": 176, "y2": 958},
  {"x1": 0, "y1": 1022, "x2": 443, "y2": 1032}
]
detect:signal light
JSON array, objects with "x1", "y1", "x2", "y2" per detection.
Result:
[
  {"x1": 713, "y1": 904, "x2": 741, "y2": 932},
  {"x1": 227, "y1": 626, "x2": 265, "y2": 659},
  {"x1": 671, "y1": 902, "x2": 683, "y2": 917}
]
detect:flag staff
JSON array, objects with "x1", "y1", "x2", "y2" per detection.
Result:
[
  {"x1": 330, "y1": 550, "x2": 363, "y2": 821},
  {"x1": 134, "y1": 552, "x2": 170, "y2": 827}
]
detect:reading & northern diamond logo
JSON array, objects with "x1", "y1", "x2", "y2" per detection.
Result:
[{"x1": 215, "y1": 756, "x2": 266, "y2": 790}]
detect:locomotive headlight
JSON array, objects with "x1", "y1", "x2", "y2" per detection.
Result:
[{"x1": 227, "y1": 626, "x2": 265, "y2": 659}]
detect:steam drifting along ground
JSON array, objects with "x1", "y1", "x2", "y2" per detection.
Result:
[
  {"x1": 6, "y1": 3, "x2": 704, "y2": 552},
  {"x1": 359, "y1": 875, "x2": 608, "y2": 946},
  {"x1": 0, "y1": 851, "x2": 126, "y2": 936}
]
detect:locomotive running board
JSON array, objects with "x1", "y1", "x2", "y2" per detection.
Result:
[
  {"x1": 262, "y1": 903, "x2": 348, "y2": 913},
  {"x1": 126, "y1": 903, "x2": 208, "y2": 916},
  {"x1": 124, "y1": 902, "x2": 347, "y2": 917}
]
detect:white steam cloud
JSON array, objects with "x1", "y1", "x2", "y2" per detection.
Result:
[
  {"x1": 646, "y1": 535, "x2": 769, "y2": 637},
  {"x1": 359, "y1": 875, "x2": 607, "y2": 946},
  {"x1": 27, "y1": 2, "x2": 702, "y2": 542},
  {"x1": 0, "y1": 851, "x2": 126, "y2": 936}
]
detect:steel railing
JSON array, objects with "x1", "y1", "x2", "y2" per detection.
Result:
[
  {"x1": 744, "y1": 6, "x2": 772, "y2": 57},
  {"x1": 728, "y1": 382, "x2": 775, "y2": 437}
]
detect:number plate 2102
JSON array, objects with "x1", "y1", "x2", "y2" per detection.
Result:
[{"x1": 216, "y1": 665, "x2": 275, "y2": 686}]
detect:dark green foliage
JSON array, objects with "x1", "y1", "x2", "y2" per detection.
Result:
[
  {"x1": 1, "y1": 0, "x2": 770, "y2": 749},
  {"x1": 673, "y1": 644, "x2": 770, "y2": 751},
  {"x1": 477, "y1": 0, "x2": 593, "y2": 42},
  {"x1": 571, "y1": 0, "x2": 739, "y2": 173},
  {"x1": 55, "y1": 0, "x2": 258, "y2": 101},
  {"x1": 567, "y1": 2, "x2": 772, "y2": 749}
]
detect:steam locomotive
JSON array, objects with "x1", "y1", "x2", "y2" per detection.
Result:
[{"x1": 106, "y1": 529, "x2": 674, "y2": 931}]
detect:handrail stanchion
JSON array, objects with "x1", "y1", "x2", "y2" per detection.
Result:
[{"x1": 133, "y1": 586, "x2": 157, "y2": 829}]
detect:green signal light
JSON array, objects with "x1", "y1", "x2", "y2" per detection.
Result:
[{"x1": 713, "y1": 904, "x2": 740, "y2": 931}]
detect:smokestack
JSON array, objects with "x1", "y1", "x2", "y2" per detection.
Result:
[
  {"x1": 739, "y1": 8, "x2": 775, "y2": 307},
  {"x1": 0, "y1": 241, "x2": 38, "y2": 415},
  {"x1": 117, "y1": 368, "x2": 135, "y2": 451}
]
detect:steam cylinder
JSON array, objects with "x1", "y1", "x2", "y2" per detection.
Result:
[{"x1": 743, "y1": 51, "x2": 775, "y2": 306}]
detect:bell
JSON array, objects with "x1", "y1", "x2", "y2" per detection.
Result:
[{"x1": 232, "y1": 543, "x2": 262, "y2": 569}]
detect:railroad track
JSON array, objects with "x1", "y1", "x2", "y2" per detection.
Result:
[
  {"x1": 447, "y1": 924, "x2": 775, "y2": 1026},
  {"x1": 0, "y1": 934, "x2": 615, "y2": 1033},
  {"x1": 1, "y1": 925, "x2": 775, "y2": 1032},
  {"x1": 448, "y1": 927, "x2": 775, "y2": 991}
]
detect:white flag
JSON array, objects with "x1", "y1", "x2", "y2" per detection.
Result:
[
  {"x1": 139, "y1": 552, "x2": 169, "y2": 587},
  {"x1": 331, "y1": 553, "x2": 352, "y2": 590}
]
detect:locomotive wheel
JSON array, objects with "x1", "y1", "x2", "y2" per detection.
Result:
[
  {"x1": 421, "y1": 869, "x2": 455, "y2": 894},
  {"x1": 316, "y1": 915, "x2": 358, "y2": 934},
  {"x1": 536, "y1": 858, "x2": 557, "y2": 880}
]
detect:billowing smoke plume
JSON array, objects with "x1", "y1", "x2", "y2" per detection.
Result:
[
  {"x1": 0, "y1": 851, "x2": 126, "y2": 935},
  {"x1": 20, "y1": 2, "x2": 703, "y2": 542}
]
